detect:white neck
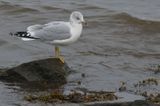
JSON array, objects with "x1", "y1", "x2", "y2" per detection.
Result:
[{"x1": 70, "y1": 22, "x2": 82, "y2": 38}]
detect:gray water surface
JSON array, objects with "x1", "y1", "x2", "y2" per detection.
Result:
[{"x1": 0, "y1": 0, "x2": 160, "y2": 105}]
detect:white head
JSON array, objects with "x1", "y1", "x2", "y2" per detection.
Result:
[{"x1": 70, "y1": 11, "x2": 85, "y2": 25}]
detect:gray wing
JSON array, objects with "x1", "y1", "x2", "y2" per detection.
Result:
[
  {"x1": 27, "y1": 22, "x2": 71, "y2": 41},
  {"x1": 27, "y1": 24, "x2": 44, "y2": 32}
]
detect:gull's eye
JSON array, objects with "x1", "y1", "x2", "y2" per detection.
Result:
[{"x1": 76, "y1": 17, "x2": 80, "y2": 20}]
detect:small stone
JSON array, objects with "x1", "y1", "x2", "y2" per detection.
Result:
[
  {"x1": 81, "y1": 73, "x2": 85, "y2": 78},
  {"x1": 77, "y1": 81, "x2": 81, "y2": 85}
]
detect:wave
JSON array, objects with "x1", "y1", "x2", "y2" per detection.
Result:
[
  {"x1": 0, "y1": 1, "x2": 20, "y2": 11},
  {"x1": 8, "y1": 8, "x2": 39, "y2": 14},
  {"x1": 0, "y1": 1, "x2": 39, "y2": 14},
  {"x1": 112, "y1": 12, "x2": 160, "y2": 32},
  {"x1": 40, "y1": 5, "x2": 70, "y2": 13},
  {"x1": 40, "y1": 6, "x2": 61, "y2": 10}
]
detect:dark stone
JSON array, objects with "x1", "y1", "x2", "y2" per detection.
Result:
[{"x1": 0, "y1": 58, "x2": 70, "y2": 86}]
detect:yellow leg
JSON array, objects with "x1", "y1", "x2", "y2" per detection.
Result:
[
  {"x1": 55, "y1": 46, "x2": 60, "y2": 57},
  {"x1": 54, "y1": 46, "x2": 65, "y2": 63}
]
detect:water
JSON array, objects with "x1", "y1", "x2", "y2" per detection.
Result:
[
  {"x1": 0, "y1": 0, "x2": 160, "y2": 105},
  {"x1": 87, "y1": 0, "x2": 160, "y2": 21}
]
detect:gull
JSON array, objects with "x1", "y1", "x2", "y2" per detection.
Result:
[{"x1": 10, "y1": 11, "x2": 85, "y2": 63}]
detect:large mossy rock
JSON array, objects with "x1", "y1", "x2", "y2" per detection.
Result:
[{"x1": 0, "y1": 58, "x2": 70, "y2": 86}]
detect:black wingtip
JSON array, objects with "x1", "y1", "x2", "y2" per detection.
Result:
[{"x1": 9, "y1": 31, "x2": 39, "y2": 40}]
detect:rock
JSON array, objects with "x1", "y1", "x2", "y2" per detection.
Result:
[{"x1": 0, "y1": 58, "x2": 70, "y2": 86}]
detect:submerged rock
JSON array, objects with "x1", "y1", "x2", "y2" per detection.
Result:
[{"x1": 0, "y1": 58, "x2": 70, "y2": 86}]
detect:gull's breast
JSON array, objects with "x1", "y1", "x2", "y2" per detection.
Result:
[{"x1": 70, "y1": 24, "x2": 82, "y2": 42}]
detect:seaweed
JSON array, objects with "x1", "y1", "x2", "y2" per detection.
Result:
[{"x1": 24, "y1": 90, "x2": 117, "y2": 103}]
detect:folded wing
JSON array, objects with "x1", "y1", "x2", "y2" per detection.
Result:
[{"x1": 27, "y1": 22, "x2": 71, "y2": 42}]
